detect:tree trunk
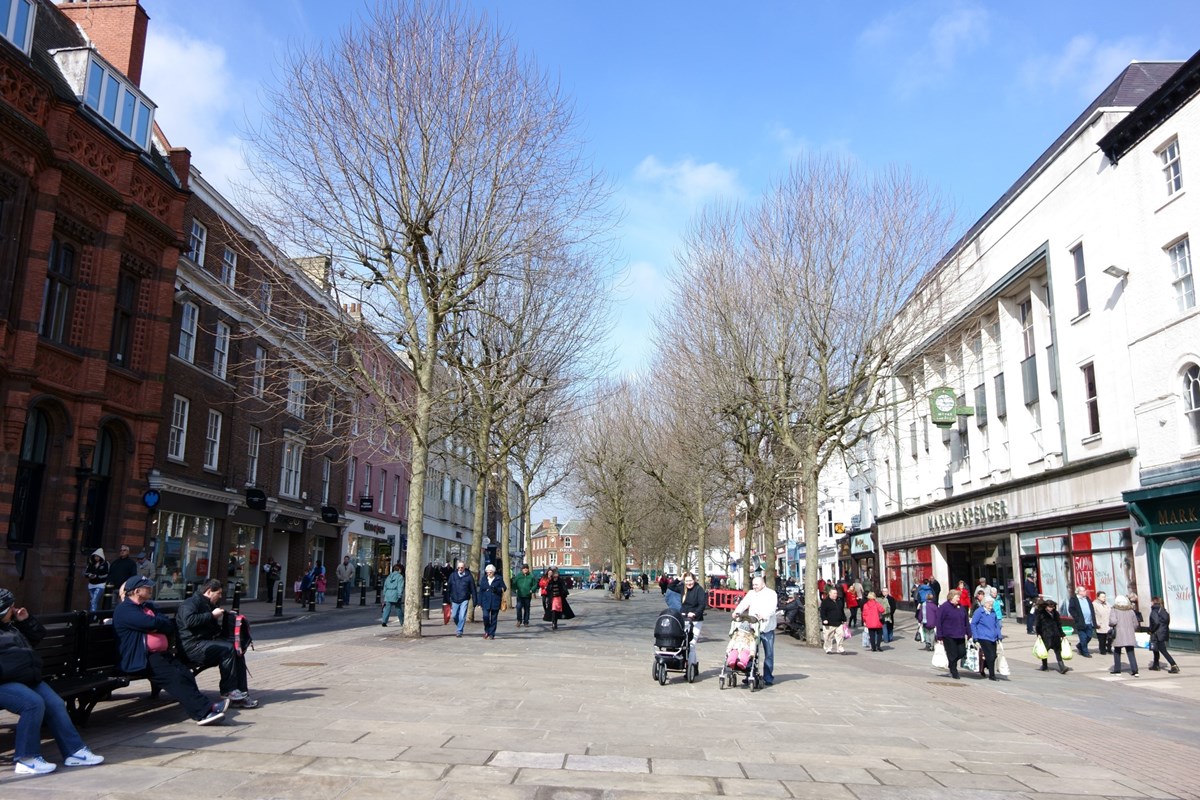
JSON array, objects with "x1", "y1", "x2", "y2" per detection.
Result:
[
  {"x1": 402, "y1": 349, "x2": 437, "y2": 637},
  {"x1": 499, "y1": 464, "x2": 512, "y2": 610},
  {"x1": 802, "y1": 464, "x2": 821, "y2": 646}
]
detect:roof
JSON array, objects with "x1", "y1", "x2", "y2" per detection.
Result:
[{"x1": 1099, "y1": 49, "x2": 1200, "y2": 163}]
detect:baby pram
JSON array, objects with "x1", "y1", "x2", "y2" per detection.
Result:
[
  {"x1": 719, "y1": 613, "x2": 766, "y2": 691},
  {"x1": 652, "y1": 609, "x2": 698, "y2": 684}
]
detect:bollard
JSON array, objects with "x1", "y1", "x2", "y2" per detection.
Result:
[
  {"x1": 185, "y1": 582, "x2": 195, "y2": 598},
  {"x1": 424, "y1": 582, "x2": 432, "y2": 620},
  {"x1": 274, "y1": 578, "x2": 284, "y2": 617},
  {"x1": 360, "y1": 582, "x2": 367, "y2": 606},
  {"x1": 336, "y1": 579, "x2": 344, "y2": 609},
  {"x1": 308, "y1": 581, "x2": 316, "y2": 612},
  {"x1": 103, "y1": 583, "x2": 116, "y2": 610},
  {"x1": 232, "y1": 583, "x2": 241, "y2": 614},
  {"x1": 375, "y1": 582, "x2": 382, "y2": 605}
]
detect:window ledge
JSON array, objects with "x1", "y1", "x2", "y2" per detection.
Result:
[
  {"x1": 1081, "y1": 433, "x2": 1102, "y2": 445},
  {"x1": 1155, "y1": 188, "x2": 1186, "y2": 214},
  {"x1": 167, "y1": 456, "x2": 187, "y2": 465},
  {"x1": 1070, "y1": 310, "x2": 1091, "y2": 325}
]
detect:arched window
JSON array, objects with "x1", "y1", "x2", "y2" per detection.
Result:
[
  {"x1": 83, "y1": 428, "x2": 116, "y2": 551},
  {"x1": 8, "y1": 408, "x2": 50, "y2": 548},
  {"x1": 1184, "y1": 364, "x2": 1200, "y2": 446}
]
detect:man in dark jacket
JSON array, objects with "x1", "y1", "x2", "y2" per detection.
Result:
[
  {"x1": 819, "y1": 587, "x2": 847, "y2": 654},
  {"x1": 0, "y1": 588, "x2": 104, "y2": 775},
  {"x1": 1067, "y1": 586, "x2": 1096, "y2": 657},
  {"x1": 447, "y1": 561, "x2": 476, "y2": 638},
  {"x1": 113, "y1": 577, "x2": 227, "y2": 726},
  {"x1": 936, "y1": 592, "x2": 969, "y2": 679},
  {"x1": 1023, "y1": 572, "x2": 1039, "y2": 634},
  {"x1": 106, "y1": 545, "x2": 138, "y2": 597},
  {"x1": 177, "y1": 579, "x2": 258, "y2": 707}
]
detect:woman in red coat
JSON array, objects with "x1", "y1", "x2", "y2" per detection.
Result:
[
  {"x1": 845, "y1": 581, "x2": 860, "y2": 627},
  {"x1": 861, "y1": 592, "x2": 886, "y2": 651},
  {"x1": 956, "y1": 580, "x2": 971, "y2": 608}
]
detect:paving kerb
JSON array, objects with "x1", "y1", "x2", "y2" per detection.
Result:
[{"x1": 0, "y1": 591, "x2": 1197, "y2": 798}]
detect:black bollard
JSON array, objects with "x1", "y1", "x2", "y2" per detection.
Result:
[
  {"x1": 103, "y1": 583, "x2": 116, "y2": 610},
  {"x1": 274, "y1": 579, "x2": 284, "y2": 617},
  {"x1": 307, "y1": 581, "x2": 316, "y2": 612},
  {"x1": 375, "y1": 582, "x2": 382, "y2": 605},
  {"x1": 185, "y1": 582, "x2": 195, "y2": 598},
  {"x1": 359, "y1": 582, "x2": 367, "y2": 606},
  {"x1": 336, "y1": 579, "x2": 344, "y2": 609},
  {"x1": 424, "y1": 583, "x2": 432, "y2": 619},
  {"x1": 232, "y1": 582, "x2": 241, "y2": 614}
]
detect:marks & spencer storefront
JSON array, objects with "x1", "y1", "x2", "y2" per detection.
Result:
[{"x1": 1125, "y1": 479, "x2": 1200, "y2": 652}]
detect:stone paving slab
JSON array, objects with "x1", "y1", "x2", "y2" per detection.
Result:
[
  {"x1": 565, "y1": 753, "x2": 649, "y2": 773},
  {"x1": 489, "y1": 750, "x2": 568, "y2": 769},
  {"x1": 715, "y1": 777, "x2": 793, "y2": 796},
  {"x1": 649, "y1": 756, "x2": 745, "y2": 778}
]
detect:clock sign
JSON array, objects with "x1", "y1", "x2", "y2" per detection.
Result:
[{"x1": 929, "y1": 386, "x2": 959, "y2": 426}]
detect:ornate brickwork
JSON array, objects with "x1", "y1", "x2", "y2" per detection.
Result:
[
  {"x1": 0, "y1": 62, "x2": 47, "y2": 125},
  {"x1": 65, "y1": 123, "x2": 119, "y2": 183}
]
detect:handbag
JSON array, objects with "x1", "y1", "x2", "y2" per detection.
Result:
[
  {"x1": 551, "y1": 596, "x2": 563, "y2": 613},
  {"x1": 963, "y1": 643, "x2": 979, "y2": 672},
  {"x1": 1033, "y1": 636, "x2": 1048, "y2": 660},
  {"x1": 931, "y1": 641, "x2": 949, "y2": 669},
  {"x1": 996, "y1": 642, "x2": 1011, "y2": 677},
  {"x1": 1061, "y1": 639, "x2": 1073, "y2": 661},
  {"x1": 914, "y1": 630, "x2": 922, "y2": 642},
  {"x1": 841, "y1": 623, "x2": 851, "y2": 640}
]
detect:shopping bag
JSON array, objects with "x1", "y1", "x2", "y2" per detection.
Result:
[
  {"x1": 841, "y1": 623, "x2": 852, "y2": 640},
  {"x1": 442, "y1": 603, "x2": 451, "y2": 625},
  {"x1": 1033, "y1": 636, "x2": 1048, "y2": 660},
  {"x1": 1135, "y1": 631, "x2": 1151, "y2": 649},
  {"x1": 996, "y1": 642, "x2": 1011, "y2": 677},
  {"x1": 862, "y1": 628, "x2": 870, "y2": 648},
  {"x1": 1061, "y1": 640, "x2": 1073, "y2": 661},
  {"x1": 963, "y1": 643, "x2": 979, "y2": 672},
  {"x1": 932, "y1": 641, "x2": 949, "y2": 669}
]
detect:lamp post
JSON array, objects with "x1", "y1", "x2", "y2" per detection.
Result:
[{"x1": 63, "y1": 457, "x2": 93, "y2": 612}]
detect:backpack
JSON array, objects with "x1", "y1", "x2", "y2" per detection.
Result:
[{"x1": 232, "y1": 613, "x2": 253, "y2": 656}]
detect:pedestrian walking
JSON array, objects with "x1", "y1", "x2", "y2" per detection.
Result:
[
  {"x1": 1109, "y1": 594, "x2": 1140, "y2": 676},
  {"x1": 511, "y1": 564, "x2": 537, "y2": 627},
  {"x1": 1067, "y1": 586, "x2": 1096, "y2": 657},
  {"x1": 1035, "y1": 599, "x2": 1070, "y2": 674},
  {"x1": 543, "y1": 567, "x2": 574, "y2": 630},
  {"x1": 0, "y1": 589, "x2": 105, "y2": 775},
  {"x1": 1022, "y1": 571, "x2": 1038, "y2": 634},
  {"x1": 970, "y1": 595, "x2": 1002, "y2": 681},
  {"x1": 84, "y1": 549, "x2": 109, "y2": 612},
  {"x1": 336, "y1": 556, "x2": 355, "y2": 606},
  {"x1": 845, "y1": 581, "x2": 860, "y2": 628},
  {"x1": 936, "y1": 590, "x2": 969, "y2": 679},
  {"x1": 314, "y1": 570, "x2": 327, "y2": 604},
  {"x1": 955, "y1": 580, "x2": 971, "y2": 608},
  {"x1": 862, "y1": 592, "x2": 885, "y2": 651},
  {"x1": 1094, "y1": 592, "x2": 1112, "y2": 655},
  {"x1": 447, "y1": 561, "x2": 476, "y2": 638},
  {"x1": 1148, "y1": 596, "x2": 1180, "y2": 673},
  {"x1": 676, "y1": 571, "x2": 707, "y2": 666},
  {"x1": 820, "y1": 587, "x2": 846, "y2": 654},
  {"x1": 381, "y1": 562, "x2": 404, "y2": 627},
  {"x1": 918, "y1": 592, "x2": 939, "y2": 651},
  {"x1": 881, "y1": 588, "x2": 897, "y2": 642},
  {"x1": 477, "y1": 564, "x2": 506, "y2": 639},
  {"x1": 732, "y1": 576, "x2": 778, "y2": 685}
]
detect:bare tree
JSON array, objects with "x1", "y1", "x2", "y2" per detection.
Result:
[{"x1": 241, "y1": 1, "x2": 611, "y2": 635}]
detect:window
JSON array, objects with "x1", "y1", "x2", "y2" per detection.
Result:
[
  {"x1": 252, "y1": 346, "x2": 266, "y2": 397},
  {"x1": 0, "y1": 0, "x2": 35, "y2": 54},
  {"x1": 321, "y1": 458, "x2": 332, "y2": 504},
  {"x1": 1183, "y1": 365, "x2": 1200, "y2": 446},
  {"x1": 1168, "y1": 237, "x2": 1195, "y2": 313},
  {"x1": 247, "y1": 426, "x2": 261, "y2": 485},
  {"x1": 392, "y1": 474, "x2": 400, "y2": 516},
  {"x1": 213, "y1": 322, "x2": 230, "y2": 379},
  {"x1": 563, "y1": 536, "x2": 572, "y2": 549},
  {"x1": 286, "y1": 369, "x2": 305, "y2": 418},
  {"x1": 994, "y1": 373, "x2": 1007, "y2": 419},
  {"x1": 1082, "y1": 363, "x2": 1100, "y2": 436},
  {"x1": 168, "y1": 395, "x2": 189, "y2": 461},
  {"x1": 1159, "y1": 138, "x2": 1183, "y2": 196},
  {"x1": 563, "y1": 553, "x2": 572, "y2": 566},
  {"x1": 325, "y1": 398, "x2": 335, "y2": 433},
  {"x1": 279, "y1": 439, "x2": 303, "y2": 499},
  {"x1": 83, "y1": 55, "x2": 154, "y2": 149},
  {"x1": 178, "y1": 302, "x2": 198, "y2": 362},
  {"x1": 908, "y1": 421, "x2": 918, "y2": 458},
  {"x1": 380, "y1": 469, "x2": 388, "y2": 512},
  {"x1": 259, "y1": 280, "x2": 272, "y2": 316},
  {"x1": 187, "y1": 220, "x2": 207, "y2": 265},
  {"x1": 974, "y1": 383, "x2": 988, "y2": 427},
  {"x1": 1019, "y1": 298, "x2": 1035, "y2": 358},
  {"x1": 297, "y1": 310, "x2": 308, "y2": 340},
  {"x1": 364, "y1": 464, "x2": 372, "y2": 499},
  {"x1": 40, "y1": 237, "x2": 75, "y2": 343},
  {"x1": 350, "y1": 400, "x2": 360, "y2": 436},
  {"x1": 220, "y1": 246, "x2": 237, "y2": 288},
  {"x1": 1071, "y1": 244, "x2": 1088, "y2": 316},
  {"x1": 204, "y1": 410, "x2": 222, "y2": 469},
  {"x1": 548, "y1": 552, "x2": 557, "y2": 566},
  {"x1": 346, "y1": 457, "x2": 357, "y2": 502},
  {"x1": 110, "y1": 270, "x2": 137, "y2": 367}
]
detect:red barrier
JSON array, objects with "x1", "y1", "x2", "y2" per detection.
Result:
[{"x1": 707, "y1": 589, "x2": 746, "y2": 611}]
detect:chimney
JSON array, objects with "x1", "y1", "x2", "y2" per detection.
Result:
[{"x1": 58, "y1": 0, "x2": 151, "y2": 87}]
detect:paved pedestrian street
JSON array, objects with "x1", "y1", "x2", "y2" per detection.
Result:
[{"x1": 2, "y1": 591, "x2": 1197, "y2": 799}]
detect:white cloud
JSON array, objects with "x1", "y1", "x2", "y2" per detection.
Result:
[
  {"x1": 632, "y1": 156, "x2": 742, "y2": 206},
  {"x1": 141, "y1": 24, "x2": 251, "y2": 197},
  {"x1": 857, "y1": 0, "x2": 991, "y2": 98},
  {"x1": 1021, "y1": 34, "x2": 1174, "y2": 100}
]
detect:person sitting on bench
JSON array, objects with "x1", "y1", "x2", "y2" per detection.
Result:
[{"x1": 177, "y1": 579, "x2": 259, "y2": 708}]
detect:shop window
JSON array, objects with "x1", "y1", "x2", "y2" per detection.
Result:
[
  {"x1": 1158, "y1": 538, "x2": 1198, "y2": 633},
  {"x1": 153, "y1": 512, "x2": 214, "y2": 592},
  {"x1": 228, "y1": 524, "x2": 262, "y2": 599}
]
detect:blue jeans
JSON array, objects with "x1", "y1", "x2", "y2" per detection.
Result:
[
  {"x1": 0, "y1": 681, "x2": 85, "y2": 760},
  {"x1": 1078, "y1": 624, "x2": 1094, "y2": 655},
  {"x1": 381, "y1": 602, "x2": 403, "y2": 625},
  {"x1": 87, "y1": 585, "x2": 104, "y2": 612},
  {"x1": 451, "y1": 600, "x2": 469, "y2": 633},
  {"x1": 760, "y1": 630, "x2": 776, "y2": 684},
  {"x1": 516, "y1": 596, "x2": 531, "y2": 625}
]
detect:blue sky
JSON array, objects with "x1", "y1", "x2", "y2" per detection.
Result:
[{"x1": 140, "y1": 1, "x2": 1200, "y2": 380}]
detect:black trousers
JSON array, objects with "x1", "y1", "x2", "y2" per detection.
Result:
[
  {"x1": 977, "y1": 639, "x2": 998, "y2": 679},
  {"x1": 186, "y1": 640, "x2": 248, "y2": 696},
  {"x1": 147, "y1": 652, "x2": 212, "y2": 720},
  {"x1": 868, "y1": 628, "x2": 883, "y2": 651},
  {"x1": 1096, "y1": 631, "x2": 1111, "y2": 654},
  {"x1": 943, "y1": 637, "x2": 965, "y2": 678},
  {"x1": 1151, "y1": 641, "x2": 1177, "y2": 668}
]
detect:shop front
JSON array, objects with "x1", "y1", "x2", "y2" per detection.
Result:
[
  {"x1": 1125, "y1": 479, "x2": 1200, "y2": 651},
  {"x1": 147, "y1": 491, "x2": 226, "y2": 600},
  {"x1": 342, "y1": 513, "x2": 393, "y2": 590},
  {"x1": 849, "y1": 530, "x2": 877, "y2": 587}
]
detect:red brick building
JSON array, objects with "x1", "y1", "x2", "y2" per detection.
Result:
[{"x1": 0, "y1": 0, "x2": 188, "y2": 611}]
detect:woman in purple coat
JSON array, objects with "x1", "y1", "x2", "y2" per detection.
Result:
[{"x1": 935, "y1": 591, "x2": 969, "y2": 679}]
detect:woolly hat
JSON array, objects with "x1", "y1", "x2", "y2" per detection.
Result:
[{"x1": 0, "y1": 588, "x2": 14, "y2": 617}]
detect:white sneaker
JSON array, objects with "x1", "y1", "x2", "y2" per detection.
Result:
[
  {"x1": 197, "y1": 704, "x2": 226, "y2": 726},
  {"x1": 14, "y1": 756, "x2": 56, "y2": 775},
  {"x1": 64, "y1": 747, "x2": 104, "y2": 767}
]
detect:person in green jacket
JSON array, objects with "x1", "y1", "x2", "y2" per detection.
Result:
[
  {"x1": 381, "y1": 562, "x2": 404, "y2": 627},
  {"x1": 511, "y1": 564, "x2": 538, "y2": 627}
]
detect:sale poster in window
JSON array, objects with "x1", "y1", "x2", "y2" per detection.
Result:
[{"x1": 1161, "y1": 537, "x2": 1198, "y2": 633}]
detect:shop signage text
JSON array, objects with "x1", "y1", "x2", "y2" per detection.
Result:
[
  {"x1": 1156, "y1": 506, "x2": 1199, "y2": 526},
  {"x1": 851, "y1": 533, "x2": 874, "y2": 554},
  {"x1": 927, "y1": 500, "x2": 1009, "y2": 532},
  {"x1": 363, "y1": 522, "x2": 387, "y2": 535}
]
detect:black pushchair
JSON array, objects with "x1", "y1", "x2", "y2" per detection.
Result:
[{"x1": 652, "y1": 609, "x2": 698, "y2": 684}]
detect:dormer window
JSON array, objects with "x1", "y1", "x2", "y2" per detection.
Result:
[
  {"x1": 85, "y1": 56, "x2": 154, "y2": 148},
  {"x1": 0, "y1": 0, "x2": 35, "y2": 55}
]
